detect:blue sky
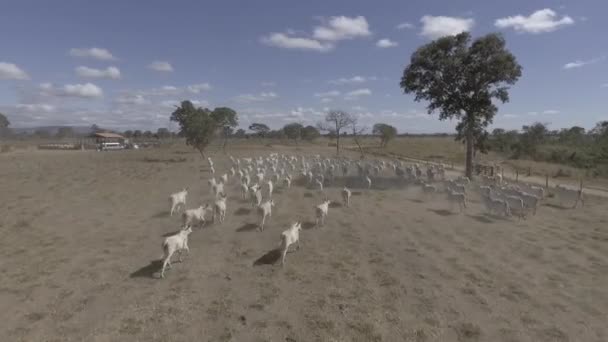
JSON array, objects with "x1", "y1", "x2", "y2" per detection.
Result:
[{"x1": 0, "y1": 0, "x2": 606, "y2": 133}]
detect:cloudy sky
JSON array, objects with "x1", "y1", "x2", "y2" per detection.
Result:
[{"x1": 0, "y1": 0, "x2": 606, "y2": 133}]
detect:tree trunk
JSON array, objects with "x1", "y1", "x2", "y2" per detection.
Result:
[
  {"x1": 336, "y1": 130, "x2": 340, "y2": 156},
  {"x1": 465, "y1": 128, "x2": 474, "y2": 179},
  {"x1": 198, "y1": 148, "x2": 206, "y2": 159}
]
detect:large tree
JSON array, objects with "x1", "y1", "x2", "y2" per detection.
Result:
[
  {"x1": 372, "y1": 123, "x2": 397, "y2": 148},
  {"x1": 170, "y1": 100, "x2": 218, "y2": 158},
  {"x1": 318, "y1": 110, "x2": 355, "y2": 155},
  {"x1": 400, "y1": 32, "x2": 522, "y2": 178},
  {"x1": 301, "y1": 125, "x2": 320, "y2": 141},
  {"x1": 283, "y1": 123, "x2": 303, "y2": 144}
]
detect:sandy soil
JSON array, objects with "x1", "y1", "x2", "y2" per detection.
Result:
[{"x1": 1, "y1": 145, "x2": 607, "y2": 342}]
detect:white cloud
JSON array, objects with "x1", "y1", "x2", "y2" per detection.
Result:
[
  {"x1": 35, "y1": 82, "x2": 103, "y2": 98},
  {"x1": 420, "y1": 15, "x2": 474, "y2": 39},
  {"x1": 162, "y1": 85, "x2": 178, "y2": 91},
  {"x1": 345, "y1": 88, "x2": 372, "y2": 100},
  {"x1": 62, "y1": 83, "x2": 103, "y2": 98},
  {"x1": 186, "y1": 83, "x2": 212, "y2": 93},
  {"x1": 502, "y1": 114, "x2": 519, "y2": 118},
  {"x1": 262, "y1": 15, "x2": 370, "y2": 52},
  {"x1": 0, "y1": 62, "x2": 29, "y2": 80},
  {"x1": 495, "y1": 9, "x2": 574, "y2": 34},
  {"x1": 328, "y1": 76, "x2": 368, "y2": 85},
  {"x1": 76, "y1": 66, "x2": 121, "y2": 79},
  {"x1": 69, "y1": 47, "x2": 116, "y2": 61},
  {"x1": 563, "y1": 57, "x2": 604, "y2": 69},
  {"x1": 15, "y1": 103, "x2": 55, "y2": 112},
  {"x1": 396, "y1": 22, "x2": 414, "y2": 30},
  {"x1": 543, "y1": 109, "x2": 560, "y2": 114},
  {"x1": 601, "y1": 83, "x2": 608, "y2": 88},
  {"x1": 320, "y1": 98, "x2": 333, "y2": 103},
  {"x1": 314, "y1": 90, "x2": 341, "y2": 97},
  {"x1": 376, "y1": 39, "x2": 398, "y2": 48},
  {"x1": 116, "y1": 94, "x2": 147, "y2": 105},
  {"x1": 235, "y1": 92, "x2": 279, "y2": 102},
  {"x1": 148, "y1": 61, "x2": 174, "y2": 72},
  {"x1": 312, "y1": 16, "x2": 371, "y2": 42},
  {"x1": 528, "y1": 111, "x2": 538, "y2": 116},
  {"x1": 261, "y1": 33, "x2": 333, "y2": 52},
  {"x1": 290, "y1": 107, "x2": 324, "y2": 118},
  {"x1": 261, "y1": 81, "x2": 276, "y2": 87}
]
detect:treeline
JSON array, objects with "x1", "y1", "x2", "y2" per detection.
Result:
[{"x1": 486, "y1": 121, "x2": 608, "y2": 172}]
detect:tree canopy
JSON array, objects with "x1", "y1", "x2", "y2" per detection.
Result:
[
  {"x1": 249, "y1": 123, "x2": 270, "y2": 138},
  {"x1": 170, "y1": 100, "x2": 239, "y2": 157},
  {"x1": 0, "y1": 112, "x2": 9, "y2": 128},
  {"x1": 283, "y1": 123, "x2": 303, "y2": 143},
  {"x1": 301, "y1": 125, "x2": 320, "y2": 141},
  {"x1": 400, "y1": 32, "x2": 522, "y2": 178},
  {"x1": 156, "y1": 128, "x2": 170, "y2": 139},
  {"x1": 372, "y1": 123, "x2": 397, "y2": 147},
  {"x1": 173, "y1": 100, "x2": 215, "y2": 154}
]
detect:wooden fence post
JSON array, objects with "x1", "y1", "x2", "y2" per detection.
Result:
[
  {"x1": 515, "y1": 170, "x2": 519, "y2": 182},
  {"x1": 545, "y1": 174, "x2": 549, "y2": 189},
  {"x1": 528, "y1": 167, "x2": 531, "y2": 177}
]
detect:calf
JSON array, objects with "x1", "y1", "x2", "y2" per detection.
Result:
[
  {"x1": 280, "y1": 222, "x2": 302, "y2": 266},
  {"x1": 169, "y1": 188, "x2": 188, "y2": 216},
  {"x1": 257, "y1": 199, "x2": 275, "y2": 231},
  {"x1": 182, "y1": 204, "x2": 211, "y2": 228},
  {"x1": 160, "y1": 226, "x2": 192, "y2": 278},
  {"x1": 315, "y1": 200, "x2": 331, "y2": 227}
]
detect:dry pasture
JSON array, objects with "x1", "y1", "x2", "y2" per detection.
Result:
[{"x1": 1, "y1": 145, "x2": 607, "y2": 341}]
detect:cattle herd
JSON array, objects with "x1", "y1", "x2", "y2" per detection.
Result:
[{"x1": 160, "y1": 153, "x2": 585, "y2": 278}]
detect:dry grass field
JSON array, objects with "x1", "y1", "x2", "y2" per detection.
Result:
[{"x1": 1, "y1": 144, "x2": 608, "y2": 341}]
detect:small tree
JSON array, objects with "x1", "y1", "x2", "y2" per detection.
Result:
[
  {"x1": 234, "y1": 128, "x2": 246, "y2": 138},
  {"x1": 283, "y1": 123, "x2": 303, "y2": 145},
  {"x1": 301, "y1": 125, "x2": 320, "y2": 142},
  {"x1": 170, "y1": 100, "x2": 217, "y2": 158},
  {"x1": 249, "y1": 123, "x2": 270, "y2": 141},
  {"x1": 123, "y1": 130, "x2": 134, "y2": 138},
  {"x1": 143, "y1": 131, "x2": 153, "y2": 139},
  {"x1": 401, "y1": 32, "x2": 522, "y2": 178},
  {"x1": 372, "y1": 123, "x2": 397, "y2": 148},
  {"x1": 211, "y1": 107, "x2": 238, "y2": 152},
  {"x1": 133, "y1": 130, "x2": 142, "y2": 139},
  {"x1": 156, "y1": 128, "x2": 170, "y2": 139},
  {"x1": 318, "y1": 110, "x2": 355, "y2": 155},
  {"x1": 350, "y1": 117, "x2": 367, "y2": 158},
  {"x1": 0, "y1": 112, "x2": 10, "y2": 138},
  {"x1": 90, "y1": 124, "x2": 103, "y2": 134}
]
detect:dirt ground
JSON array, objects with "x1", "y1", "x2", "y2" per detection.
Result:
[{"x1": 1, "y1": 145, "x2": 607, "y2": 342}]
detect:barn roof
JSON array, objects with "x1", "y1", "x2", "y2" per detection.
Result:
[{"x1": 94, "y1": 132, "x2": 125, "y2": 139}]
